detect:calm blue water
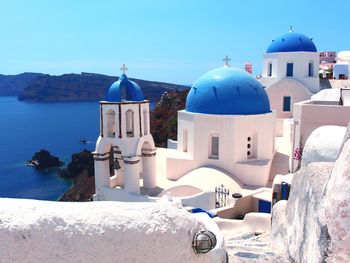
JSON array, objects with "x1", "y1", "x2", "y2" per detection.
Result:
[{"x1": 0, "y1": 97, "x2": 99, "y2": 200}]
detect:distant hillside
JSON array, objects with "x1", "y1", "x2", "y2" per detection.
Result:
[
  {"x1": 0, "y1": 73, "x2": 43, "y2": 96},
  {"x1": 18, "y1": 72, "x2": 189, "y2": 102}
]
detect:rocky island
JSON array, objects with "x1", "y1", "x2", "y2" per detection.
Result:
[{"x1": 27, "y1": 149, "x2": 64, "y2": 170}]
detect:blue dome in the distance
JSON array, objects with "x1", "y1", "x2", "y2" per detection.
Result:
[
  {"x1": 267, "y1": 31, "x2": 317, "y2": 53},
  {"x1": 186, "y1": 67, "x2": 271, "y2": 115},
  {"x1": 106, "y1": 74, "x2": 144, "y2": 102}
]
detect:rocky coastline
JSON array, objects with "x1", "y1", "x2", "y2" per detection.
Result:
[
  {"x1": 58, "y1": 150, "x2": 95, "y2": 202},
  {"x1": 27, "y1": 149, "x2": 95, "y2": 201}
]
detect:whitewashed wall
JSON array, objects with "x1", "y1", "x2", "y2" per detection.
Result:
[
  {"x1": 0, "y1": 199, "x2": 227, "y2": 263},
  {"x1": 261, "y1": 52, "x2": 320, "y2": 93},
  {"x1": 167, "y1": 110, "x2": 276, "y2": 186}
]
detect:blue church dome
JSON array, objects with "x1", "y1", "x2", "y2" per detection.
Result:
[
  {"x1": 267, "y1": 31, "x2": 317, "y2": 53},
  {"x1": 106, "y1": 74, "x2": 144, "y2": 102},
  {"x1": 186, "y1": 67, "x2": 271, "y2": 115}
]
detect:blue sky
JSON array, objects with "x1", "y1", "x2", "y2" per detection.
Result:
[{"x1": 0, "y1": 0, "x2": 348, "y2": 84}]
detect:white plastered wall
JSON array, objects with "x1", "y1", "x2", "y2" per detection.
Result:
[
  {"x1": 167, "y1": 110, "x2": 276, "y2": 186},
  {"x1": 291, "y1": 100, "x2": 350, "y2": 172},
  {"x1": 265, "y1": 79, "x2": 312, "y2": 136},
  {"x1": 261, "y1": 52, "x2": 320, "y2": 93}
]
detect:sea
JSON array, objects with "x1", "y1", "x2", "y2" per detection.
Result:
[{"x1": 0, "y1": 97, "x2": 100, "y2": 200}]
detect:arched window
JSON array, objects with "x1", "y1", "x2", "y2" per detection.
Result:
[
  {"x1": 143, "y1": 109, "x2": 148, "y2": 135},
  {"x1": 106, "y1": 110, "x2": 116, "y2": 138},
  {"x1": 268, "y1": 63, "x2": 272, "y2": 77},
  {"x1": 209, "y1": 134, "x2": 219, "y2": 159},
  {"x1": 125, "y1": 110, "x2": 134, "y2": 137}
]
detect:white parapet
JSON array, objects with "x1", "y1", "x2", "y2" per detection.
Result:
[{"x1": 0, "y1": 198, "x2": 227, "y2": 263}]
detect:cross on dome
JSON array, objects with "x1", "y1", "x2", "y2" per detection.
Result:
[
  {"x1": 223, "y1": 55, "x2": 231, "y2": 67},
  {"x1": 289, "y1": 25, "x2": 293, "y2": 32},
  {"x1": 120, "y1": 64, "x2": 128, "y2": 75}
]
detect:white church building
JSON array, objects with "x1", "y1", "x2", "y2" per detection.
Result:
[
  {"x1": 93, "y1": 29, "x2": 350, "y2": 213},
  {"x1": 93, "y1": 61, "x2": 277, "y2": 211},
  {"x1": 260, "y1": 28, "x2": 319, "y2": 136},
  {"x1": 166, "y1": 66, "x2": 275, "y2": 187}
]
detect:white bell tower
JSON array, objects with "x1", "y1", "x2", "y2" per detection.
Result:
[{"x1": 93, "y1": 65, "x2": 157, "y2": 201}]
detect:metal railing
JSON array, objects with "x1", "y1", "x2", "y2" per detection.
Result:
[{"x1": 215, "y1": 184, "x2": 230, "y2": 208}]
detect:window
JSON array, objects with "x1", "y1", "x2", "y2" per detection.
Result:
[
  {"x1": 283, "y1": 96, "x2": 291, "y2": 112},
  {"x1": 268, "y1": 63, "x2": 272, "y2": 77},
  {"x1": 308, "y1": 62, "x2": 314, "y2": 77},
  {"x1": 286, "y1": 63, "x2": 293, "y2": 77},
  {"x1": 106, "y1": 110, "x2": 116, "y2": 138},
  {"x1": 209, "y1": 135, "x2": 219, "y2": 159},
  {"x1": 125, "y1": 110, "x2": 134, "y2": 137}
]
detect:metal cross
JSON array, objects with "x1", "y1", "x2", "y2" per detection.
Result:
[
  {"x1": 289, "y1": 25, "x2": 293, "y2": 32},
  {"x1": 120, "y1": 64, "x2": 128, "y2": 74},
  {"x1": 223, "y1": 55, "x2": 231, "y2": 67}
]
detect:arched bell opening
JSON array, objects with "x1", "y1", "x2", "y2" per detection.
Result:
[{"x1": 109, "y1": 146, "x2": 124, "y2": 188}]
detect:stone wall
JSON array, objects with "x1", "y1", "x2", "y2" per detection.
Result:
[
  {"x1": 271, "y1": 127, "x2": 350, "y2": 262},
  {"x1": 271, "y1": 162, "x2": 333, "y2": 262}
]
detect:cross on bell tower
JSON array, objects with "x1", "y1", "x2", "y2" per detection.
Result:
[
  {"x1": 120, "y1": 64, "x2": 128, "y2": 75},
  {"x1": 223, "y1": 55, "x2": 231, "y2": 67}
]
